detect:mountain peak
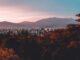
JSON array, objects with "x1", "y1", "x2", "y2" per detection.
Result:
[{"x1": 0, "y1": 17, "x2": 76, "y2": 29}]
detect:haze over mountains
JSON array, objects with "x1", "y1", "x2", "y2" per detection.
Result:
[{"x1": 0, "y1": 17, "x2": 77, "y2": 29}]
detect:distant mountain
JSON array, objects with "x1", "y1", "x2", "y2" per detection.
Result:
[
  {"x1": 0, "y1": 17, "x2": 77, "y2": 29},
  {"x1": 19, "y1": 21, "x2": 33, "y2": 25},
  {"x1": 0, "y1": 21, "x2": 15, "y2": 25},
  {"x1": 0, "y1": 21, "x2": 20, "y2": 29},
  {"x1": 34, "y1": 17, "x2": 76, "y2": 28}
]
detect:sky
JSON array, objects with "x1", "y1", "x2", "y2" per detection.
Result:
[{"x1": 0, "y1": 0, "x2": 79, "y2": 23}]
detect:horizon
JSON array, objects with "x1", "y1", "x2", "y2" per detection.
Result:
[
  {"x1": 0, "y1": 17, "x2": 75, "y2": 23},
  {"x1": 0, "y1": 0, "x2": 79, "y2": 23}
]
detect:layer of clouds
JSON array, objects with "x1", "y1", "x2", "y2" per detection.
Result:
[
  {"x1": 0, "y1": 0, "x2": 68, "y2": 22},
  {"x1": 0, "y1": 5, "x2": 57, "y2": 22}
]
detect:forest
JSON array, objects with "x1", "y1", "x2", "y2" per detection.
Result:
[{"x1": 0, "y1": 24, "x2": 79, "y2": 60}]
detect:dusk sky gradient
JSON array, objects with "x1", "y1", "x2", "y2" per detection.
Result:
[{"x1": 0, "y1": 0, "x2": 79, "y2": 23}]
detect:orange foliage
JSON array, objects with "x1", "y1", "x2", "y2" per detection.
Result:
[
  {"x1": 49, "y1": 32, "x2": 57, "y2": 40},
  {"x1": 62, "y1": 29, "x2": 70, "y2": 37},
  {"x1": 36, "y1": 36, "x2": 44, "y2": 44},
  {"x1": 67, "y1": 41, "x2": 79, "y2": 48},
  {"x1": 0, "y1": 48, "x2": 19, "y2": 60}
]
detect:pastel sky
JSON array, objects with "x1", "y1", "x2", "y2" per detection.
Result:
[{"x1": 0, "y1": 0, "x2": 79, "y2": 23}]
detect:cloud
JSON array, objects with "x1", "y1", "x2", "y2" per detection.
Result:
[
  {"x1": 0, "y1": 0, "x2": 67, "y2": 23},
  {"x1": 0, "y1": 0, "x2": 30, "y2": 6},
  {"x1": 0, "y1": 5, "x2": 56, "y2": 22}
]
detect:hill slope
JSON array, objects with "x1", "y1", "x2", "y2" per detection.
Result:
[{"x1": 0, "y1": 17, "x2": 76, "y2": 29}]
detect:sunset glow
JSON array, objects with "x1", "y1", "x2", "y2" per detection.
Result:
[
  {"x1": 0, "y1": 6, "x2": 66, "y2": 23},
  {"x1": 0, "y1": 0, "x2": 79, "y2": 23}
]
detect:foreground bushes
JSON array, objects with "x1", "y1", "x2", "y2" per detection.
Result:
[
  {"x1": 0, "y1": 48, "x2": 20, "y2": 60},
  {"x1": 0, "y1": 24, "x2": 80, "y2": 60}
]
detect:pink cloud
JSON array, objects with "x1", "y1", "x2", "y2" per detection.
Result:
[{"x1": 0, "y1": 5, "x2": 68, "y2": 23}]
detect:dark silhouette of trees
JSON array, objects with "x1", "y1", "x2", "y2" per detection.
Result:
[{"x1": 0, "y1": 18, "x2": 80, "y2": 60}]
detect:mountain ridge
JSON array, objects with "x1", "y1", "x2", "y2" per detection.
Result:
[{"x1": 0, "y1": 17, "x2": 76, "y2": 29}]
